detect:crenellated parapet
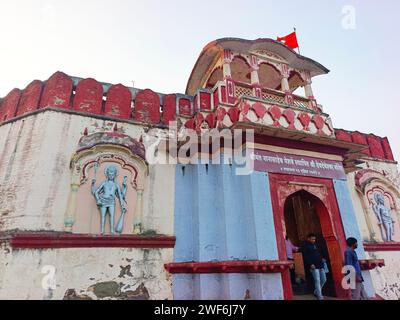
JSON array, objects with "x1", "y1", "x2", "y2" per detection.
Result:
[
  {"x1": 0, "y1": 71, "x2": 331, "y2": 136},
  {"x1": 0, "y1": 71, "x2": 225, "y2": 129},
  {"x1": 0, "y1": 71, "x2": 181, "y2": 126},
  {"x1": 335, "y1": 129, "x2": 395, "y2": 162},
  {"x1": 0, "y1": 71, "x2": 396, "y2": 165}
]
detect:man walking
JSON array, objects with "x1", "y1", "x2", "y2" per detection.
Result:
[
  {"x1": 344, "y1": 237, "x2": 367, "y2": 300},
  {"x1": 301, "y1": 233, "x2": 327, "y2": 300}
]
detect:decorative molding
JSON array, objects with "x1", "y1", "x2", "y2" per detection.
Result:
[
  {"x1": 164, "y1": 260, "x2": 293, "y2": 274},
  {"x1": 0, "y1": 231, "x2": 176, "y2": 249},
  {"x1": 364, "y1": 242, "x2": 400, "y2": 251},
  {"x1": 359, "y1": 259, "x2": 385, "y2": 270},
  {"x1": 355, "y1": 169, "x2": 398, "y2": 194}
]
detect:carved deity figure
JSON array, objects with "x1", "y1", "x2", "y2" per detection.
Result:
[
  {"x1": 91, "y1": 165, "x2": 127, "y2": 234},
  {"x1": 372, "y1": 192, "x2": 395, "y2": 242}
]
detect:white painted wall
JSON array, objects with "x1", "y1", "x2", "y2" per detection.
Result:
[
  {"x1": 0, "y1": 111, "x2": 175, "y2": 299},
  {"x1": 366, "y1": 251, "x2": 400, "y2": 300},
  {"x1": 0, "y1": 110, "x2": 175, "y2": 235}
]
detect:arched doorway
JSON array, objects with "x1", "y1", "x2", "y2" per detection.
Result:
[
  {"x1": 284, "y1": 190, "x2": 336, "y2": 297},
  {"x1": 268, "y1": 173, "x2": 348, "y2": 300}
]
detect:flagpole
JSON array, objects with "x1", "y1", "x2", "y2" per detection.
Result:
[{"x1": 294, "y1": 27, "x2": 300, "y2": 55}]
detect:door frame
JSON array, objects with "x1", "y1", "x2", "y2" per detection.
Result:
[{"x1": 268, "y1": 173, "x2": 348, "y2": 300}]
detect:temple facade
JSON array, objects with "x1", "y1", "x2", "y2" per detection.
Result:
[{"x1": 0, "y1": 38, "x2": 399, "y2": 300}]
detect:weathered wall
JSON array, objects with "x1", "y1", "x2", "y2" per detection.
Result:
[
  {"x1": 366, "y1": 251, "x2": 400, "y2": 300},
  {"x1": 0, "y1": 110, "x2": 175, "y2": 235},
  {"x1": 0, "y1": 245, "x2": 173, "y2": 300},
  {"x1": 0, "y1": 110, "x2": 175, "y2": 299}
]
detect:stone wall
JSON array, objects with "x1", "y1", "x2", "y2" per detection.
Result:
[
  {"x1": 367, "y1": 251, "x2": 400, "y2": 300},
  {"x1": 0, "y1": 245, "x2": 173, "y2": 300}
]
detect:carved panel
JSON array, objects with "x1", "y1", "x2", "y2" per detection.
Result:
[
  {"x1": 65, "y1": 133, "x2": 148, "y2": 235},
  {"x1": 355, "y1": 169, "x2": 400, "y2": 242}
]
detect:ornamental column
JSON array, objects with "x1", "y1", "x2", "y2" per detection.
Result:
[
  {"x1": 222, "y1": 49, "x2": 236, "y2": 104},
  {"x1": 250, "y1": 55, "x2": 262, "y2": 98},
  {"x1": 304, "y1": 74, "x2": 319, "y2": 111},
  {"x1": 304, "y1": 82, "x2": 314, "y2": 98},
  {"x1": 280, "y1": 64, "x2": 293, "y2": 105},
  {"x1": 64, "y1": 172, "x2": 80, "y2": 232}
]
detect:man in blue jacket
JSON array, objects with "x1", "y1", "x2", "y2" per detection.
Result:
[
  {"x1": 301, "y1": 233, "x2": 327, "y2": 300},
  {"x1": 344, "y1": 237, "x2": 367, "y2": 300}
]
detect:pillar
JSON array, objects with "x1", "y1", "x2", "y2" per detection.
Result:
[
  {"x1": 280, "y1": 64, "x2": 293, "y2": 105},
  {"x1": 304, "y1": 82, "x2": 314, "y2": 99},
  {"x1": 64, "y1": 174, "x2": 80, "y2": 232},
  {"x1": 333, "y1": 179, "x2": 376, "y2": 298},
  {"x1": 281, "y1": 77, "x2": 290, "y2": 92},
  {"x1": 133, "y1": 188, "x2": 144, "y2": 234},
  {"x1": 303, "y1": 72, "x2": 319, "y2": 111},
  {"x1": 222, "y1": 49, "x2": 236, "y2": 104},
  {"x1": 250, "y1": 55, "x2": 262, "y2": 98}
]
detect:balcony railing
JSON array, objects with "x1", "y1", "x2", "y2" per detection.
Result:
[{"x1": 234, "y1": 82, "x2": 310, "y2": 110}]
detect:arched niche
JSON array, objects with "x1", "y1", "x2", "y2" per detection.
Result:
[
  {"x1": 205, "y1": 67, "x2": 223, "y2": 89},
  {"x1": 288, "y1": 70, "x2": 306, "y2": 93},
  {"x1": 355, "y1": 169, "x2": 400, "y2": 242},
  {"x1": 64, "y1": 132, "x2": 148, "y2": 235},
  {"x1": 230, "y1": 55, "x2": 251, "y2": 84},
  {"x1": 258, "y1": 62, "x2": 281, "y2": 90}
]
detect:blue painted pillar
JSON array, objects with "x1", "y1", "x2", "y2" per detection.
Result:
[
  {"x1": 249, "y1": 172, "x2": 283, "y2": 299},
  {"x1": 174, "y1": 164, "x2": 195, "y2": 262},
  {"x1": 249, "y1": 172, "x2": 279, "y2": 260},
  {"x1": 173, "y1": 164, "x2": 196, "y2": 299},
  {"x1": 333, "y1": 179, "x2": 375, "y2": 297},
  {"x1": 220, "y1": 164, "x2": 255, "y2": 299},
  {"x1": 196, "y1": 164, "x2": 227, "y2": 299},
  {"x1": 173, "y1": 163, "x2": 283, "y2": 299}
]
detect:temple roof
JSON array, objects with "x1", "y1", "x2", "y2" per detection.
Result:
[{"x1": 186, "y1": 37, "x2": 330, "y2": 95}]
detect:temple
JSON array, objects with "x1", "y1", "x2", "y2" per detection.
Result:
[{"x1": 0, "y1": 37, "x2": 399, "y2": 300}]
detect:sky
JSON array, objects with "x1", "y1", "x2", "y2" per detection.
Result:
[{"x1": 0, "y1": 0, "x2": 399, "y2": 159}]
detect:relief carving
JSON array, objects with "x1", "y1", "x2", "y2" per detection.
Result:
[{"x1": 64, "y1": 131, "x2": 148, "y2": 235}]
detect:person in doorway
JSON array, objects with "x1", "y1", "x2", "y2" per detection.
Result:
[
  {"x1": 285, "y1": 235, "x2": 299, "y2": 285},
  {"x1": 344, "y1": 237, "x2": 367, "y2": 300},
  {"x1": 301, "y1": 233, "x2": 327, "y2": 300}
]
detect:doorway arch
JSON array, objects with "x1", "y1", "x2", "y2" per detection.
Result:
[
  {"x1": 284, "y1": 190, "x2": 337, "y2": 297},
  {"x1": 268, "y1": 173, "x2": 348, "y2": 299}
]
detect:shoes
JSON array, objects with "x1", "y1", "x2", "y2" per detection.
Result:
[{"x1": 313, "y1": 290, "x2": 324, "y2": 300}]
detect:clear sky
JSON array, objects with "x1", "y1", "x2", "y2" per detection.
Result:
[{"x1": 1, "y1": 0, "x2": 399, "y2": 159}]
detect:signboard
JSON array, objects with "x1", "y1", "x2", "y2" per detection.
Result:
[{"x1": 250, "y1": 149, "x2": 346, "y2": 180}]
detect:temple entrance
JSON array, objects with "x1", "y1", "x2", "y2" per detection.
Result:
[{"x1": 284, "y1": 190, "x2": 336, "y2": 298}]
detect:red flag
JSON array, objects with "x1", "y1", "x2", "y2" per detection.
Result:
[{"x1": 277, "y1": 32, "x2": 299, "y2": 49}]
